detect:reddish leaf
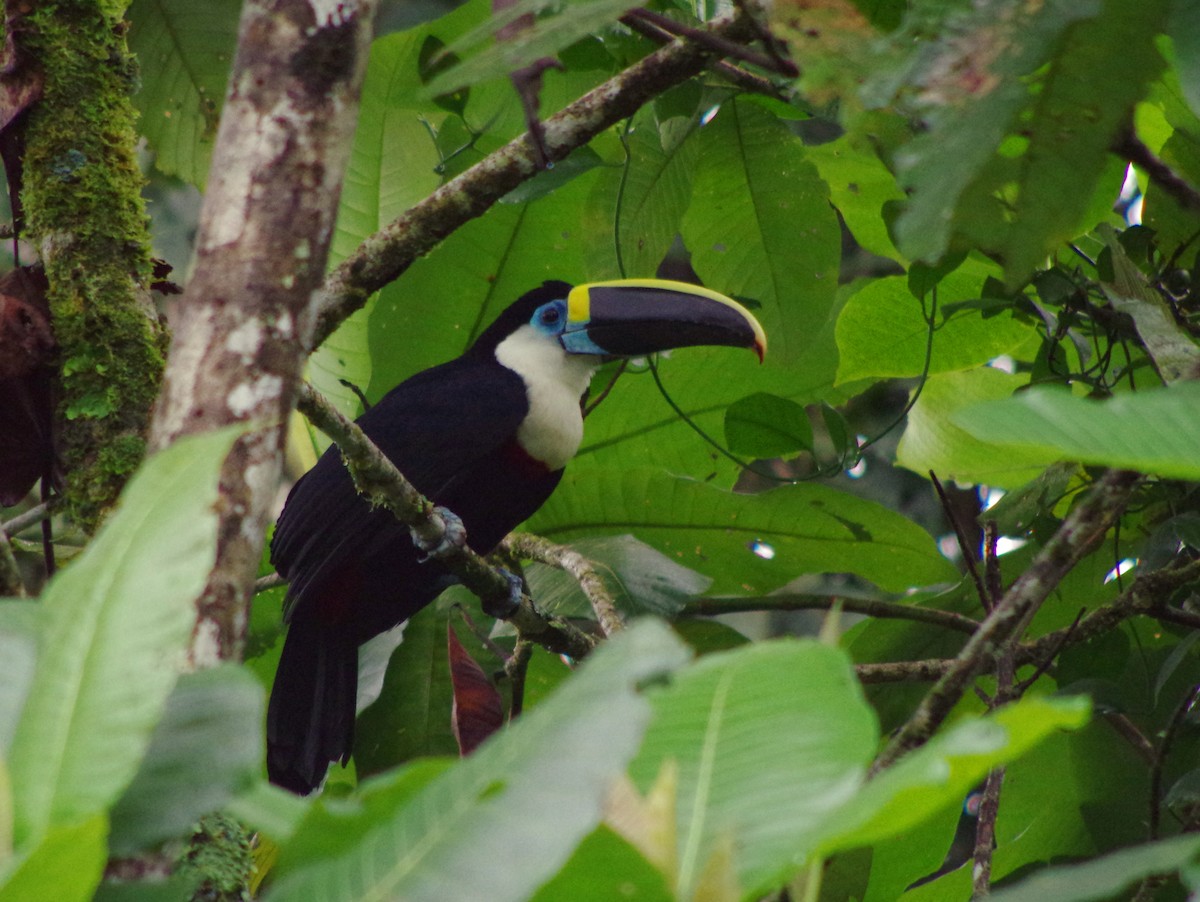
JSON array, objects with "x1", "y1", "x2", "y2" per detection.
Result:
[
  {"x1": 0, "y1": 265, "x2": 56, "y2": 506},
  {"x1": 448, "y1": 623, "x2": 504, "y2": 756}
]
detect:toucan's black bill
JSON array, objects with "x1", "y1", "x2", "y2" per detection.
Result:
[{"x1": 562, "y1": 279, "x2": 766, "y2": 361}]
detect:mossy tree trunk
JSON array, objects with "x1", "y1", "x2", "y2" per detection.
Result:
[{"x1": 21, "y1": 0, "x2": 165, "y2": 530}]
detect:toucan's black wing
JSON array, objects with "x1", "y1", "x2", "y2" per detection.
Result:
[{"x1": 270, "y1": 356, "x2": 554, "y2": 636}]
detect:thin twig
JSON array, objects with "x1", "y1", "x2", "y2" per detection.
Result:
[
  {"x1": 0, "y1": 525, "x2": 24, "y2": 597},
  {"x1": 624, "y1": 8, "x2": 797, "y2": 75},
  {"x1": 931, "y1": 471, "x2": 989, "y2": 612},
  {"x1": 506, "y1": 639, "x2": 533, "y2": 718},
  {"x1": 1149, "y1": 683, "x2": 1200, "y2": 839},
  {"x1": 871, "y1": 469, "x2": 1141, "y2": 775},
  {"x1": 619, "y1": 8, "x2": 796, "y2": 100},
  {"x1": 971, "y1": 766, "x2": 1005, "y2": 898},
  {"x1": 682, "y1": 592, "x2": 980, "y2": 634},
  {"x1": 504, "y1": 533, "x2": 625, "y2": 638},
  {"x1": 1113, "y1": 126, "x2": 1200, "y2": 211},
  {"x1": 1, "y1": 499, "x2": 59, "y2": 537}
]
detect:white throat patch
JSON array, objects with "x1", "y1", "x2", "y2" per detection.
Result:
[{"x1": 493, "y1": 324, "x2": 598, "y2": 470}]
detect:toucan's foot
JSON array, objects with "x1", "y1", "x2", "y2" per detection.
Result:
[
  {"x1": 412, "y1": 506, "x2": 466, "y2": 562},
  {"x1": 482, "y1": 569, "x2": 524, "y2": 619}
]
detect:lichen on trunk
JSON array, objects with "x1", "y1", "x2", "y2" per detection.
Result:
[{"x1": 20, "y1": 0, "x2": 165, "y2": 530}]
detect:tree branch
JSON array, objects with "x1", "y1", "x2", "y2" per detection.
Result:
[
  {"x1": 504, "y1": 533, "x2": 625, "y2": 637},
  {"x1": 855, "y1": 555, "x2": 1200, "y2": 687},
  {"x1": 295, "y1": 383, "x2": 598, "y2": 660},
  {"x1": 871, "y1": 469, "x2": 1142, "y2": 773},
  {"x1": 682, "y1": 592, "x2": 980, "y2": 634},
  {"x1": 1114, "y1": 126, "x2": 1200, "y2": 212},
  {"x1": 308, "y1": 6, "x2": 760, "y2": 348},
  {"x1": 148, "y1": 0, "x2": 379, "y2": 665}
]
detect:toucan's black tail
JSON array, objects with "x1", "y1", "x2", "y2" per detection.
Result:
[{"x1": 266, "y1": 613, "x2": 358, "y2": 795}]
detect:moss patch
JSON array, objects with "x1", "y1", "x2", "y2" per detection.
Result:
[{"x1": 22, "y1": 1, "x2": 166, "y2": 528}]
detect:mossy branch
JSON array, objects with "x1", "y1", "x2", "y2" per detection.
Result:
[
  {"x1": 21, "y1": 1, "x2": 165, "y2": 529},
  {"x1": 295, "y1": 383, "x2": 599, "y2": 660}
]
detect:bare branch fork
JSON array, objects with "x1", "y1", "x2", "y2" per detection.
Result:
[
  {"x1": 295, "y1": 383, "x2": 599, "y2": 660},
  {"x1": 871, "y1": 468, "x2": 1142, "y2": 774},
  {"x1": 854, "y1": 553, "x2": 1200, "y2": 686}
]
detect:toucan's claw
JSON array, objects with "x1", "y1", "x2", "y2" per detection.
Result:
[
  {"x1": 482, "y1": 569, "x2": 524, "y2": 619},
  {"x1": 412, "y1": 506, "x2": 467, "y2": 562}
]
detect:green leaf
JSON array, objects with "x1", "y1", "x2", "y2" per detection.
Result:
[
  {"x1": 953, "y1": 382, "x2": 1200, "y2": 480},
  {"x1": 896, "y1": 369, "x2": 1056, "y2": 487},
  {"x1": 529, "y1": 826, "x2": 673, "y2": 902},
  {"x1": 108, "y1": 666, "x2": 264, "y2": 855},
  {"x1": 0, "y1": 603, "x2": 39, "y2": 757},
  {"x1": 524, "y1": 534, "x2": 712, "y2": 619},
  {"x1": 835, "y1": 263, "x2": 1036, "y2": 384},
  {"x1": 805, "y1": 134, "x2": 905, "y2": 260},
  {"x1": 0, "y1": 814, "x2": 107, "y2": 902},
  {"x1": 886, "y1": 0, "x2": 1101, "y2": 263},
  {"x1": 584, "y1": 115, "x2": 699, "y2": 278},
  {"x1": 422, "y1": 0, "x2": 639, "y2": 96},
  {"x1": 353, "y1": 603, "x2": 461, "y2": 779},
  {"x1": 528, "y1": 468, "x2": 959, "y2": 595},
  {"x1": 8, "y1": 428, "x2": 238, "y2": 843},
  {"x1": 1171, "y1": 0, "x2": 1200, "y2": 121},
  {"x1": 993, "y1": 0, "x2": 1168, "y2": 281},
  {"x1": 821, "y1": 696, "x2": 1090, "y2": 853},
  {"x1": 268, "y1": 620, "x2": 691, "y2": 902},
  {"x1": 682, "y1": 98, "x2": 841, "y2": 366},
  {"x1": 629, "y1": 640, "x2": 878, "y2": 898},
  {"x1": 724, "y1": 392, "x2": 813, "y2": 458},
  {"x1": 988, "y1": 833, "x2": 1200, "y2": 902},
  {"x1": 1097, "y1": 222, "x2": 1200, "y2": 384},
  {"x1": 127, "y1": 0, "x2": 241, "y2": 187}
]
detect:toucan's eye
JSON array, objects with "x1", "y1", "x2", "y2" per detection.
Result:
[{"x1": 538, "y1": 303, "x2": 563, "y2": 327}]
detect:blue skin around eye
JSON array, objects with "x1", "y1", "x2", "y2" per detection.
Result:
[{"x1": 533, "y1": 300, "x2": 608, "y2": 356}]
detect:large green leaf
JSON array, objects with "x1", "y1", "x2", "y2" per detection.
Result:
[
  {"x1": 992, "y1": 0, "x2": 1167, "y2": 281},
  {"x1": 989, "y1": 833, "x2": 1200, "y2": 901},
  {"x1": 0, "y1": 603, "x2": 39, "y2": 757},
  {"x1": 583, "y1": 115, "x2": 699, "y2": 279},
  {"x1": 353, "y1": 603, "x2": 461, "y2": 778},
  {"x1": 422, "y1": 0, "x2": 642, "y2": 96},
  {"x1": 267, "y1": 620, "x2": 690, "y2": 902},
  {"x1": 529, "y1": 468, "x2": 958, "y2": 595},
  {"x1": 822, "y1": 696, "x2": 1091, "y2": 854},
  {"x1": 308, "y1": 20, "x2": 471, "y2": 430},
  {"x1": 8, "y1": 429, "x2": 237, "y2": 843},
  {"x1": 1172, "y1": 0, "x2": 1200, "y2": 121},
  {"x1": 885, "y1": 0, "x2": 1101, "y2": 263},
  {"x1": 954, "y1": 382, "x2": 1200, "y2": 481},
  {"x1": 0, "y1": 814, "x2": 107, "y2": 902},
  {"x1": 524, "y1": 534, "x2": 712, "y2": 619},
  {"x1": 804, "y1": 132, "x2": 905, "y2": 261},
  {"x1": 836, "y1": 258, "x2": 1036, "y2": 384},
  {"x1": 896, "y1": 368, "x2": 1056, "y2": 487},
  {"x1": 127, "y1": 0, "x2": 241, "y2": 187},
  {"x1": 629, "y1": 640, "x2": 878, "y2": 898},
  {"x1": 108, "y1": 666, "x2": 264, "y2": 855},
  {"x1": 682, "y1": 98, "x2": 840, "y2": 366},
  {"x1": 530, "y1": 825, "x2": 673, "y2": 902}
]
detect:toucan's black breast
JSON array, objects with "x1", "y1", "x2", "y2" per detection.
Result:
[{"x1": 271, "y1": 355, "x2": 561, "y2": 641}]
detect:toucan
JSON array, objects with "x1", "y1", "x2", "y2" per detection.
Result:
[{"x1": 267, "y1": 278, "x2": 766, "y2": 793}]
